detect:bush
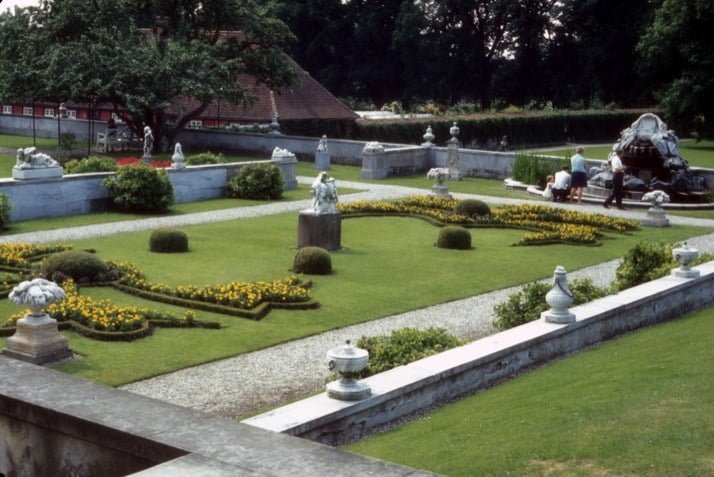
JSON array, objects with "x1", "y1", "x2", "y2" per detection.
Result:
[
  {"x1": 293, "y1": 246, "x2": 332, "y2": 275},
  {"x1": 355, "y1": 327, "x2": 463, "y2": 377},
  {"x1": 102, "y1": 164, "x2": 174, "y2": 212},
  {"x1": 437, "y1": 226, "x2": 472, "y2": 250},
  {"x1": 494, "y1": 278, "x2": 608, "y2": 330},
  {"x1": 185, "y1": 152, "x2": 225, "y2": 165},
  {"x1": 149, "y1": 228, "x2": 189, "y2": 253},
  {"x1": 613, "y1": 241, "x2": 673, "y2": 291},
  {"x1": 228, "y1": 163, "x2": 283, "y2": 200},
  {"x1": 64, "y1": 156, "x2": 118, "y2": 174},
  {"x1": 0, "y1": 193, "x2": 11, "y2": 229},
  {"x1": 41, "y1": 250, "x2": 110, "y2": 283},
  {"x1": 454, "y1": 199, "x2": 491, "y2": 218}
]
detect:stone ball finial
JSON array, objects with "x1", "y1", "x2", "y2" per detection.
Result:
[{"x1": 449, "y1": 122, "x2": 460, "y2": 139}]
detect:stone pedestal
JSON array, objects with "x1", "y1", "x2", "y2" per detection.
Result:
[
  {"x1": 446, "y1": 140, "x2": 462, "y2": 180},
  {"x1": 326, "y1": 378, "x2": 371, "y2": 401},
  {"x1": 430, "y1": 183, "x2": 451, "y2": 198},
  {"x1": 641, "y1": 206, "x2": 670, "y2": 227},
  {"x1": 298, "y1": 211, "x2": 341, "y2": 251},
  {"x1": 3, "y1": 314, "x2": 72, "y2": 365},
  {"x1": 12, "y1": 167, "x2": 63, "y2": 180},
  {"x1": 314, "y1": 152, "x2": 331, "y2": 170}
]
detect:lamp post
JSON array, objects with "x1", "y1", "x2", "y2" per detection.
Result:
[{"x1": 57, "y1": 102, "x2": 66, "y2": 149}]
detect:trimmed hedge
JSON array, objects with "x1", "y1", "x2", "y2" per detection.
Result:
[
  {"x1": 150, "y1": 228, "x2": 189, "y2": 253},
  {"x1": 293, "y1": 246, "x2": 332, "y2": 275},
  {"x1": 454, "y1": 199, "x2": 491, "y2": 218},
  {"x1": 437, "y1": 226, "x2": 472, "y2": 250},
  {"x1": 228, "y1": 163, "x2": 283, "y2": 200},
  {"x1": 41, "y1": 250, "x2": 110, "y2": 283},
  {"x1": 102, "y1": 164, "x2": 174, "y2": 213}
]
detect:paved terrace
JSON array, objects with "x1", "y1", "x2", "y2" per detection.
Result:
[{"x1": 2, "y1": 178, "x2": 713, "y2": 418}]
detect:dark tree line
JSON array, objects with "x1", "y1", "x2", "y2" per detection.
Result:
[{"x1": 273, "y1": 0, "x2": 714, "y2": 134}]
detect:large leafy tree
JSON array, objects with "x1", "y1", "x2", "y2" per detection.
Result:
[
  {"x1": 0, "y1": 0, "x2": 296, "y2": 150},
  {"x1": 638, "y1": 0, "x2": 714, "y2": 136}
]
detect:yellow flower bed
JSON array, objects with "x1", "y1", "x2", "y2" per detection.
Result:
[
  {"x1": 338, "y1": 196, "x2": 639, "y2": 246},
  {"x1": 5, "y1": 280, "x2": 148, "y2": 332},
  {"x1": 0, "y1": 243, "x2": 71, "y2": 267},
  {"x1": 112, "y1": 261, "x2": 310, "y2": 309}
]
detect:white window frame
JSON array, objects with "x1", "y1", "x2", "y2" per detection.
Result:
[
  {"x1": 44, "y1": 108, "x2": 55, "y2": 118},
  {"x1": 2, "y1": 105, "x2": 12, "y2": 115},
  {"x1": 22, "y1": 106, "x2": 33, "y2": 116},
  {"x1": 65, "y1": 109, "x2": 77, "y2": 119},
  {"x1": 188, "y1": 119, "x2": 203, "y2": 129}
]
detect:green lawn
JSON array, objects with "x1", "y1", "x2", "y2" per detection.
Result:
[
  {"x1": 0, "y1": 212, "x2": 706, "y2": 386},
  {"x1": 533, "y1": 139, "x2": 714, "y2": 169},
  {"x1": 346, "y1": 306, "x2": 714, "y2": 477}
]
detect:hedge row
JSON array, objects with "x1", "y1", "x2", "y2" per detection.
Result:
[
  {"x1": 110, "y1": 283, "x2": 319, "y2": 320},
  {"x1": 281, "y1": 110, "x2": 649, "y2": 148}
]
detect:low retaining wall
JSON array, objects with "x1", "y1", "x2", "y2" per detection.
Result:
[
  {"x1": 0, "y1": 158, "x2": 297, "y2": 222},
  {"x1": 244, "y1": 261, "x2": 714, "y2": 445}
]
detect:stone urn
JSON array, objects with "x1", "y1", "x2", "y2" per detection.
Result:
[
  {"x1": 449, "y1": 122, "x2": 460, "y2": 140},
  {"x1": 672, "y1": 242, "x2": 700, "y2": 278},
  {"x1": 3, "y1": 278, "x2": 72, "y2": 364},
  {"x1": 422, "y1": 126, "x2": 435, "y2": 146},
  {"x1": 541, "y1": 266, "x2": 576, "y2": 324},
  {"x1": 326, "y1": 340, "x2": 371, "y2": 401}
]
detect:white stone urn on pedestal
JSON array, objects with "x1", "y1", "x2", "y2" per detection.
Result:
[
  {"x1": 541, "y1": 266, "x2": 576, "y2": 324},
  {"x1": 326, "y1": 340, "x2": 371, "y2": 401},
  {"x1": 672, "y1": 242, "x2": 700, "y2": 278},
  {"x1": 422, "y1": 125, "x2": 435, "y2": 147},
  {"x1": 3, "y1": 278, "x2": 72, "y2": 365}
]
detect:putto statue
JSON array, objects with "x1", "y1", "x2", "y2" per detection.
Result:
[
  {"x1": 15, "y1": 147, "x2": 60, "y2": 169},
  {"x1": 142, "y1": 126, "x2": 154, "y2": 159},
  {"x1": 171, "y1": 142, "x2": 185, "y2": 169},
  {"x1": 311, "y1": 171, "x2": 338, "y2": 214},
  {"x1": 317, "y1": 135, "x2": 328, "y2": 153}
]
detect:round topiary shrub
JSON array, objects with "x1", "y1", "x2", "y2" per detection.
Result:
[
  {"x1": 437, "y1": 226, "x2": 472, "y2": 250},
  {"x1": 293, "y1": 246, "x2": 332, "y2": 275},
  {"x1": 149, "y1": 228, "x2": 189, "y2": 253},
  {"x1": 41, "y1": 250, "x2": 110, "y2": 283},
  {"x1": 454, "y1": 199, "x2": 491, "y2": 218},
  {"x1": 228, "y1": 164, "x2": 283, "y2": 200},
  {"x1": 102, "y1": 164, "x2": 174, "y2": 212}
]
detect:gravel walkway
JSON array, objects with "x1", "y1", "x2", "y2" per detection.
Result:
[{"x1": 2, "y1": 177, "x2": 712, "y2": 418}]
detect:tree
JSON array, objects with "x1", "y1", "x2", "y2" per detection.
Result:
[
  {"x1": 0, "y1": 0, "x2": 297, "y2": 150},
  {"x1": 638, "y1": 0, "x2": 714, "y2": 137}
]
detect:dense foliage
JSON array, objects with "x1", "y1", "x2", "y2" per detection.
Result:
[
  {"x1": 293, "y1": 246, "x2": 332, "y2": 275},
  {"x1": 64, "y1": 156, "x2": 118, "y2": 174},
  {"x1": 149, "y1": 229, "x2": 189, "y2": 253},
  {"x1": 41, "y1": 250, "x2": 110, "y2": 283},
  {"x1": 228, "y1": 164, "x2": 283, "y2": 200},
  {"x1": 102, "y1": 165, "x2": 174, "y2": 213},
  {"x1": 0, "y1": 193, "x2": 11, "y2": 229},
  {"x1": 436, "y1": 226, "x2": 472, "y2": 250},
  {"x1": 355, "y1": 327, "x2": 464, "y2": 378},
  {"x1": 512, "y1": 153, "x2": 568, "y2": 188},
  {"x1": 613, "y1": 241, "x2": 674, "y2": 291},
  {"x1": 185, "y1": 152, "x2": 226, "y2": 166},
  {"x1": 454, "y1": 199, "x2": 491, "y2": 218}
]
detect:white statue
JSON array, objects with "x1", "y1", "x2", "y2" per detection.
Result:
[
  {"x1": 15, "y1": 147, "x2": 60, "y2": 169},
  {"x1": 362, "y1": 141, "x2": 384, "y2": 153},
  {"x1": 10, "y1": 278, "x2": 66, "y2": 316},
  {"x1": 311, "y1": 171, "x2": 338, "y2": 214},
  {"x1": 317, "y1": 135, "x2": 328, "y2": 152},
  {"x1": 143, "y1": 126, "x2": 154, "y2": 158},
  {"x1": 642, "y1": 190, "x2": 670, "y2": 207},
  {"x1": 171, "y1": 142, "x2": 185, "y2": 169}
]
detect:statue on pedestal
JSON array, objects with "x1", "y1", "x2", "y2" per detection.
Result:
[{"x1": 311, "y1": 171, "x2": 338, "y2": 214}]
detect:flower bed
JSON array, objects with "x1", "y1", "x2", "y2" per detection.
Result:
[
  {"x1": 1, "y1": 280, "x2": 219, "y2": 341},
  {"x1": 115, "y1": 156, "x2": 172, "y2": 168},
  {"x1": 0, "y1": 243, "x2": 71, "y2": 268},
  {"x1": 338, "y1": 196, "x2": 639, "y2": 246}
]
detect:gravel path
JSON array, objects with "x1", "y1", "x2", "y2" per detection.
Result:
[{"x1": 2, "y1": 177, "x2": 712, "y2": 418}]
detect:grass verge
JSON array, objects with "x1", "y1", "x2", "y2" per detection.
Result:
[{"x1": 346, "y1": 306, "x2": 714, "y2": 477}]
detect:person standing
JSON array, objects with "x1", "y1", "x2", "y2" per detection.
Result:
[
  {"x1": 569, "y1": 146, "x2": 588, "y2": 203},
  {"x1": 604, "y1": 152, "x2": 626, "y2": 210}
]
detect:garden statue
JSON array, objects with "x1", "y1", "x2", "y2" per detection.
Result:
[
  {"x1": 3, "y1": 278, "x2": 72, "y2": 364},
  {"x1": 317, "y1": 135, "x2": 328, "y2": 153},
  {"x1": 14, "y1": 147, "x2": 59, "y2": 169},
  {"x1": 171, "y1": 142, "x2": 185, "y2": 169},
  {"x1": 315, "y1": 135, "x2": 331, "y2": 170},
  {"x1": 446, "y1": 122, "x2": 462, "y2": 180},
  {"x1": 641, "y1": 190, "x2": 671, "y2": 227},
  {"x1": 311, "y1": 171, "x2": 338, "y2": 214},
  {"x1": 362, "y1": 141, "x2": 384, "y2": 153},
  {"x1": 498, "y1": 135, "x2": 509, "y2": 152},
  {"x1": 142, "y1": 126, "x2": 154, "y2": 162},
  {"x1": 427, "y1": 167, "x2": 451, "y2": 197}
]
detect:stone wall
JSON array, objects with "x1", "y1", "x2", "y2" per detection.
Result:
[
  {"x1": 244, "y1": 261, "x2": 714, "y2": 445},
  {"x1": 0, "y1": 158, "x2": 297, "y2": 222}
]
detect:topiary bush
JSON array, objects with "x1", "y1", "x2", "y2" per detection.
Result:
[
  {"x1": 293, "y1": 246, "x2": 332, "y2": 275},
  {"x1": 102, "y1": 164, "x2": 174, "y2": 212},
  {"x1": 185, "y1": 151, "x2": 225, "y2": 165},
  {"x1": 454, "y1": 199, "x2": 491, "y2": 218},
  {"x1": 41, "y1": 250, "x2": 110, "y2": 283},
  {"x1": 355, "y1": 327, "x2": 464, "y2": 378},
  {"x1": 64, "y1": 156, "x2": 118, "y2": 174},
  {"x1": 436, "y1": 226, "x2": 472, "y2": 249},
  {"x1": 149, "y1": 228, "x2": 189, "y2": 253},
  {"x1": 493, "y1": 278, "x2": 609, "y2": 330},
  {"x1": 228, "y1": 164, "x2": 283, "y2": 200},
  {"x1": 0, "y1": 193, "x2": 11, "y2": 230}
]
